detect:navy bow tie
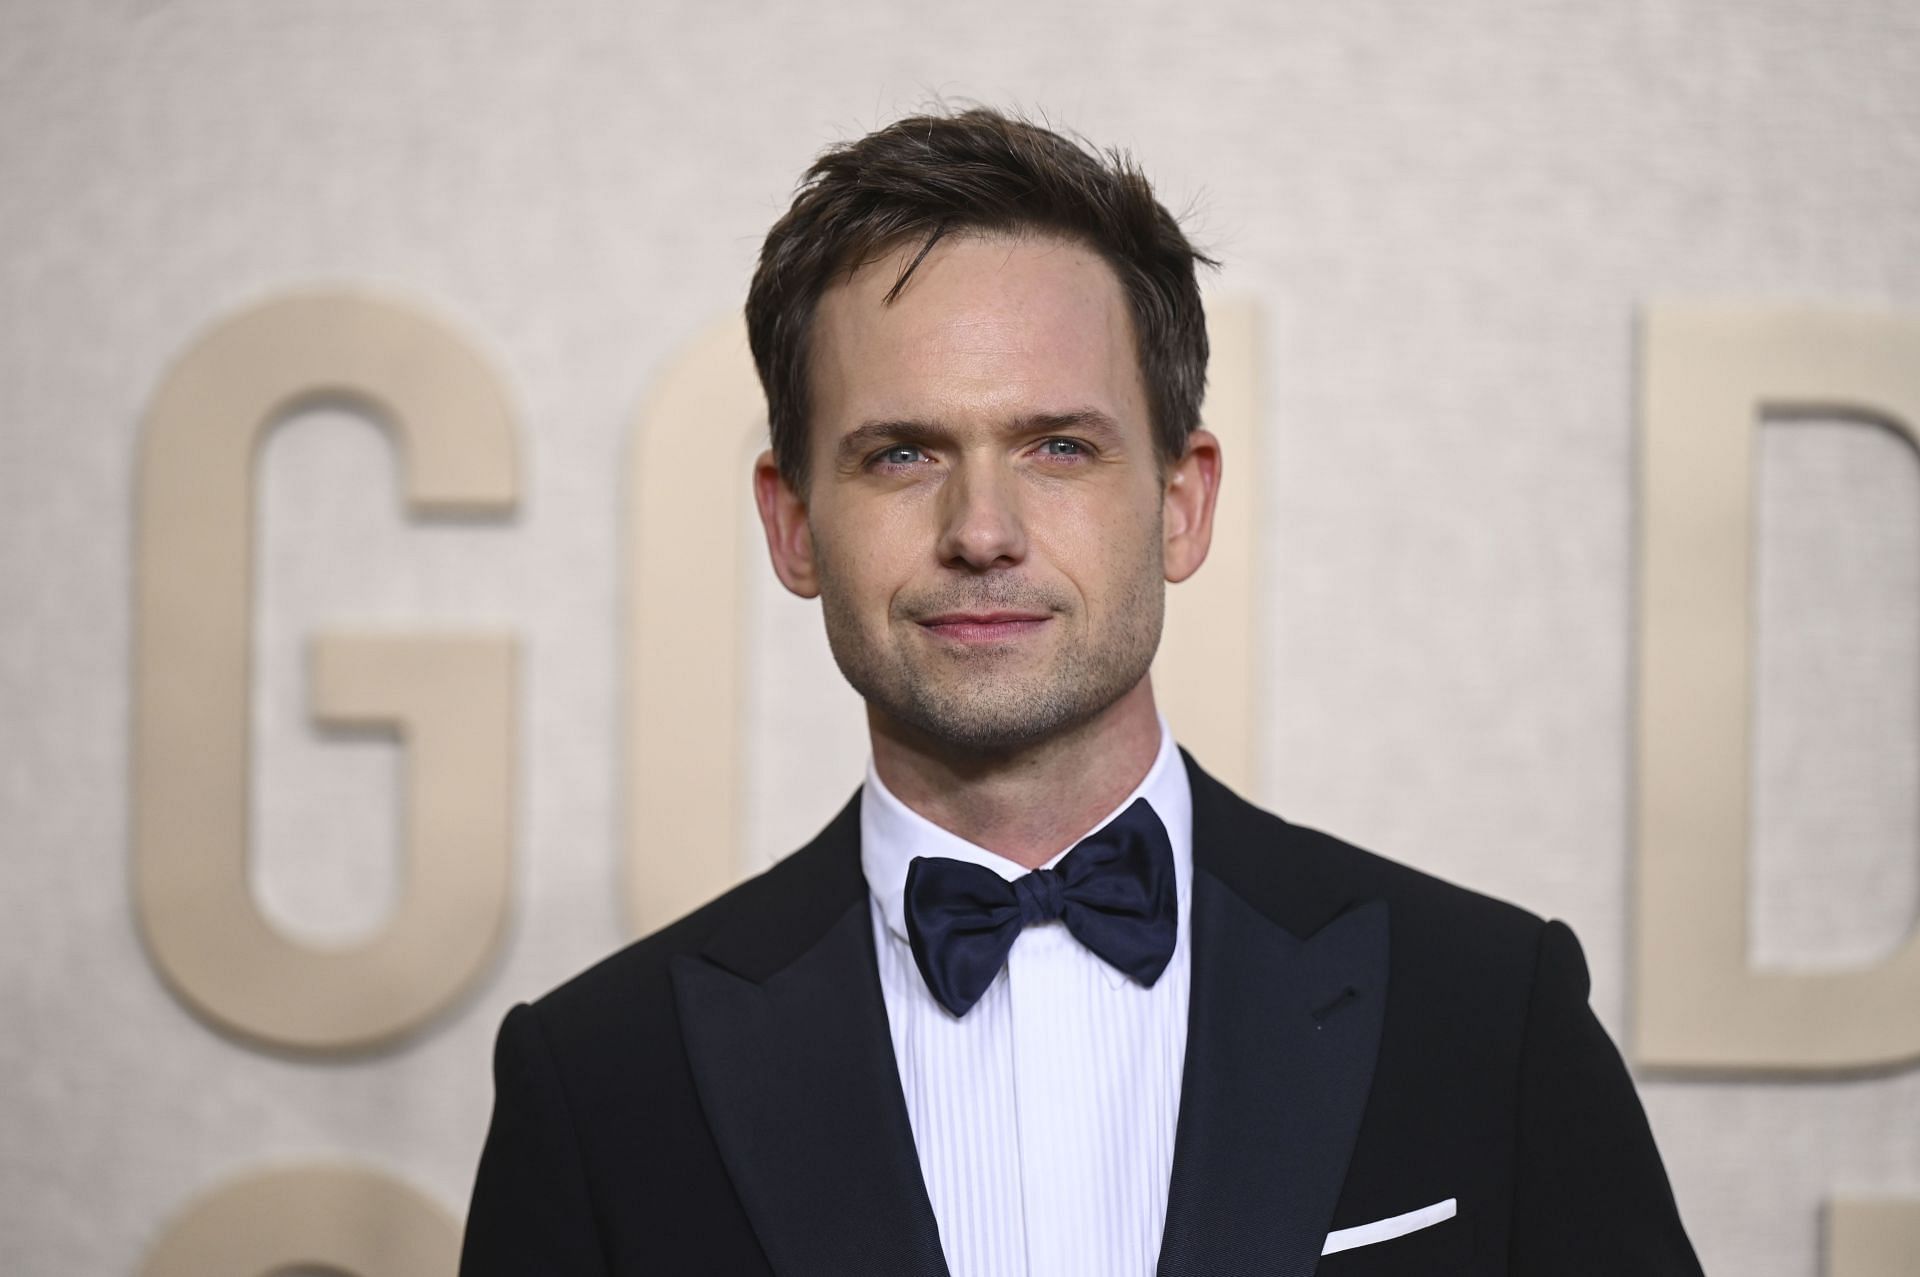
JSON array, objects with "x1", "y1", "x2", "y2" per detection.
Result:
[{"x1": 903, "y1": 798, "x2": 1177, "y2": 1018}]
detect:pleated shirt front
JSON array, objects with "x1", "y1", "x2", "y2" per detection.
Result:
[{"x1": 859, "y1": 725, "x2": 1195, "y2": 1277}]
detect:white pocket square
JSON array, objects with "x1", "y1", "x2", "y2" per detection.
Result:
[{"x1": 1322, "y1": 1197, "x2": 1458, "y2": 1255}]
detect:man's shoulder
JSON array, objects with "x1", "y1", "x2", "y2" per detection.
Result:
[
  {"x1": 529, "y1": 790, "x2": 866, "y2": 1035},
  {"x1": 1189, "y1": 760, "x2": 1549, "y2": 971},
  {"x1": 1283, "y1": 815, "x2": 1547, "y2": 963}
]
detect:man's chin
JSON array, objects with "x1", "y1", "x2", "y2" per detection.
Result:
[
  {"x1": 897, "y1": 714, "x2": 1066, "y2": 756},
  {"x1": 878, "y1": 678, "x2": 1104, "y2": 756}
]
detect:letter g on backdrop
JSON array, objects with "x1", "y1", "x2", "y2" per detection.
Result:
[{"x1": 132, "y1": 291, "x2": 519, "y2": 1053}]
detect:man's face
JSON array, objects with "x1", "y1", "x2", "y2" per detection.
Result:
[{"x1": 760, "y1": 232, "x2": 1182, "y2": 754}]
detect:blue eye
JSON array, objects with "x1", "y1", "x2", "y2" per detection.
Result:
[
  {"x1": 878, "y1": 445, "x2": 926, "y2": 466},
  {"x1": 1038, "y1": 438, "x2": 1084, "y2": 457}
]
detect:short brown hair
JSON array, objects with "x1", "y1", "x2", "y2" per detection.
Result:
[{"x1": 746, "y1": 107, "x2": 1216, "y2": 488}]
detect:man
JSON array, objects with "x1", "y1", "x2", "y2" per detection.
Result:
[{"x1": 462, "y1": 109, "x2": 1703, "y2": 1276}]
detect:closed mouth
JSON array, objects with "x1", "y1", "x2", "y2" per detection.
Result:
[{"x1": 916, "y1": 612, "x2": 1052, "y2": 642}]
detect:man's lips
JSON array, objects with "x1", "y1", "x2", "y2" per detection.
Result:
[{"x1": 916, "y1": 611, "x2": 1052, "y2": 643}]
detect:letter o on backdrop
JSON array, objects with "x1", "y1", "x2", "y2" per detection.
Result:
[
  {"x1": 623, "y1": 301, "x2": 1260, "y2": 935},
  {"x1": 141, "y1": 1164, "x2": 460, "y2": 1277}
]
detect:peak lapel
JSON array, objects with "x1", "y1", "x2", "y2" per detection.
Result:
[
  {"x1": 671, "y1": 801, "x2": 948, "y2": 1277},
  {"x1": 1159, "y1": 759, "x2": 1391, "y2": 1277}
]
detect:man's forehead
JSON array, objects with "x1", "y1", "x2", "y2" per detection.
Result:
[{"x1": 809, "y1": 232, "x2": 1143, "y2": 416}]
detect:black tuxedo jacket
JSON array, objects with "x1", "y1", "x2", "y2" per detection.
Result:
[{"x1": 462, "y1": 756, "x2": 1702, "y2": 1276}]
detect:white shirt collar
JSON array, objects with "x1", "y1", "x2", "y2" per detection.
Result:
[{"x1": 859, "y1": 717, "x2": 1195, "y2": 976}]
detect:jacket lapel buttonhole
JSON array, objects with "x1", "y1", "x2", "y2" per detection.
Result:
[{"x1": 1311, "y1": 984, "x2": 1362, "y2": 1027}]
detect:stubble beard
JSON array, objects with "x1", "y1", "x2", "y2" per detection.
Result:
[{"x1": 814, "y1": 527, "x2": 1167, "y2": 756}]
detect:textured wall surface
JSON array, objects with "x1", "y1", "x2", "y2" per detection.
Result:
[{"x1": 3, "y1": 1, "x2": 1918, "y2": 1273}]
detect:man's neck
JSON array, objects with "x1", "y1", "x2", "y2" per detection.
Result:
[{"x1": 868, "y1": 679, "x2": 1165, "y2": 870}]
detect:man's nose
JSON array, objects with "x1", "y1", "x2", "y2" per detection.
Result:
[{"x1": 935, "y1": 459, "x2": 1027, "y2": 570}]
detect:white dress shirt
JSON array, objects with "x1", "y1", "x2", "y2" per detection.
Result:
[{"x1": 859, "y1": 721, "x2": 1194, "y2": 1277}]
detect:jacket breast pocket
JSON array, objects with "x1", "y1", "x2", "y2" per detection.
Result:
[{"x1": 1314, "y1": 1210, "x2": 1474, "y2": 1276}]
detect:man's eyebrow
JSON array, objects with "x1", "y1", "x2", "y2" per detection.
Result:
[
  {"x1": 833, "y1": 409, "x2": 1125, "y2": 467},
  {"x1": 1018, "y1": 408, "x2": 1124, "y2": 441},
  {"x1": 834, "y1": 419, "x2": 955, "y2": 466}
]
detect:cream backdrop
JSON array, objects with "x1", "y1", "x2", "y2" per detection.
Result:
[{"x1": 3, "y1": 1, "x2": 1919, "y2": 1274}]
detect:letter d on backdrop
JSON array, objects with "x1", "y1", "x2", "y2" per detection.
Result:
[{"x1": 1635, "y1": 305, "x2": 1920, "y2": 1072}]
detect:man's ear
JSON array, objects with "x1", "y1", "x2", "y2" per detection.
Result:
[
  {"x1": 754, "y1": 449, "x2": 821, "y2": 598},
  {"x1": 1162, "y1": 428, "x2": 1221, "y2": 584}
]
